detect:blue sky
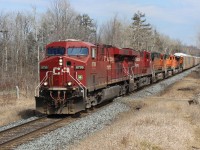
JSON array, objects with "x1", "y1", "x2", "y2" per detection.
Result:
[{"x1": 1, "y1": 0, "x2": 200, "y2": 46}]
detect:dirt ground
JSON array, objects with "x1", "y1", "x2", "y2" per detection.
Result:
[
  {"x1": 0, "y1": 96, "x2": 35, "y2": 126},
  {"x1": 69, "y1": 68, "x2": 200, "y2": 150}
]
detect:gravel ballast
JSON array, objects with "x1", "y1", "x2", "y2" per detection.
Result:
[
  {"x1": 15, "y1": 66, "x2": 198, "y2": 150},
  {"x1": 129, "y1": 68, "x2": 197, "y2": 99},
  {"x1": 0, "y1": 117, "x2": 38, "y2": 132},
  {"x1": 16, "y1": 102, "x2": 129, "y2": 150}
]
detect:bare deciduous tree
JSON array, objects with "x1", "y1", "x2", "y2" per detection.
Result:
[{"x1": 99, "y1": 15, "x2": 128, "y2": 47}]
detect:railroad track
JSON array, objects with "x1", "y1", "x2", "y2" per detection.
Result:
[
  {"x1": 0, "y1": 102, "x2": 110, "y2": 150},
  {"x1": 0, "y1": 115, "x2": 76, "y2": 150}
]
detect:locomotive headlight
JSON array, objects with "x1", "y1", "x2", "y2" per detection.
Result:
[
  {"x1": 59, "y1": 58, "x2": 63, "y2": 66},
  {"x1": 67, "y1": 81, "x2": 72, "y2": 86},
  {"x1": 44, "y1": 81, "x2": 48, "y2": 86},
  {"x1": 59, "y1": 59, "x2": 63, "y2": 63}
]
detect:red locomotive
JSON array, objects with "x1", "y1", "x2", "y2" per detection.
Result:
[{"x1": 35, "y1": 39, "x2": 200, "y2": 114}]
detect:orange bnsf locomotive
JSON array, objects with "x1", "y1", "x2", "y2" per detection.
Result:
[{"x1": 35, "y1": 39, "x2": 200, "y2": 114}]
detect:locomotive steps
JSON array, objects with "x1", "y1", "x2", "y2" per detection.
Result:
[{"x1": 1, "y1": 65, "x2": 199, "y2": 150}]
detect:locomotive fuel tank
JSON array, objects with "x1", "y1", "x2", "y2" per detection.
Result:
[{"x1": 101, "y1": 85, "x2": 120, "y2": 102}]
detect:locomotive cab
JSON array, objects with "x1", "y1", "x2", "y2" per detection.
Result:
[
  {"x1": 35, "y1": 39, "x2": 96, "y2": 114},
  {"x1": 151, "y1": 52, "x2": 165, "y2": 81}
]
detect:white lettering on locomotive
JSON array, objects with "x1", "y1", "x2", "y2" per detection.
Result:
[
  {"x1": 107, "y1": 65, "x2": 111, "y2": 70},
  {"x1": 53, "y1": 67, "x2": 70, "y2": 75},
  {"x1": 53, "y1": 67, "x2": 61, "y2": 75},
  {"x1": 62, "y1": 67, "x2": 69, "y2": 73},
  {"x1": 135, "y1": 58, "x2": 140, "y2": 62},
  {"x1": 103, "y1": 56, "x2": 114, "y2": 62},
  {"x1": 92, "y1": 62, "x2": 96, "y2": 67},
  {"x1": 135, "y1": 64, "x2": 139, "y2": 67}
]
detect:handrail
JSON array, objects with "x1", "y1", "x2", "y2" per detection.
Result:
[
  {"x1": 122, "y1": 64, "x2": 134, "y2": 80},
  {"x1": 63, "y1": 67, "x2": 87, "y2": 98},
  {"x1": 35, "y1": 71, "x2": 52, "y2": 96}
]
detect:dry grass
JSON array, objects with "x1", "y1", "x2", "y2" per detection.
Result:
[
  {"x1": 0, "y1": 95, "x2": 35, "y2": 126},
  {"x1": 69, "y1": 70, "x2": 200, "y2": 150},
  {"x1": 69, "y1": 100, "x2": 195, "y2": 150}
]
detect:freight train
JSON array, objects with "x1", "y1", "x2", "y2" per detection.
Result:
[{"x1": 35, "y1": 39, "x2": 200, "y2": 114}]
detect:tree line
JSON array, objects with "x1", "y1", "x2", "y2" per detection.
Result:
[{"x1": 0, "y1": 0, "x2": 199, "y2": 95}]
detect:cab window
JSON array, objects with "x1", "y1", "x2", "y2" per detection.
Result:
[
  {"x1": 67, "y1": 47, "x2": 89, "y2": 56},
  {"x1": 47, "y1": 47, "x2": 65, "y2": 56}
]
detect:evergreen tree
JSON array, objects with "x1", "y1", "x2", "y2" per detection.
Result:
[
  {"x1": 78, "y1": 14, "x2": 96, "y2": 42},
  {"x1": 130, "y1": 11, "x2": 152, "y2": 50}
]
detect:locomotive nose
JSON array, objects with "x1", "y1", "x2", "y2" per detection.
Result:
[
  {"x1": 50, "y1": 57, "x2": 74, "y2": 88},
  {"x1": 39, "y1": 56, "x2": 67, "y2": 88}
]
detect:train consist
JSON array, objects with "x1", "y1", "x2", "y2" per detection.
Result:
[{"x1": 35, "y1": 39, "x2": 200, "y2": 114}]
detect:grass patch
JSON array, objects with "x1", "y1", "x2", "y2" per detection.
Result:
[
  {"x1": 140, "y1": 141, "x2": 162, "y2": 150},
  {"x1": 0, "y1": 96, "x2": 35, "y2": 126}
]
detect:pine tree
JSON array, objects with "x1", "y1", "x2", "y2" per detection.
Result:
[
  {"x1": 130, "y1": 11, "x2": 152, "y2": 50},
  {"x1": 78, "y1": 14, "x2": 96, "y2": 42}
]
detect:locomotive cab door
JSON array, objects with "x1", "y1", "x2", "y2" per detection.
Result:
[
  {"x1": 142, "y1": 51, "x2": 150, "y2": 73},
  {"x1": 91, "y1": 47, "x2": 97, "y2": 88},
  {"x1": 144, "y1": 52, "x2": 150, "y2": 67}
]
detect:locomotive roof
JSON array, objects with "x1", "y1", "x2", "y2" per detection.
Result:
[
  {"x1": 174, "y1": 53, "x2": 190, "y2": 57},
  {"x1": 47, "y1": 40, "x2": 95, "y2": 47}
]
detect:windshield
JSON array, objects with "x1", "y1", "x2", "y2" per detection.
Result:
[
  {"x1": 47, "y1": 47, "x2": 65, "y2": 56},
  {"x1": 67, "y1": 47, "x2": 89, "y2": 56}
]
